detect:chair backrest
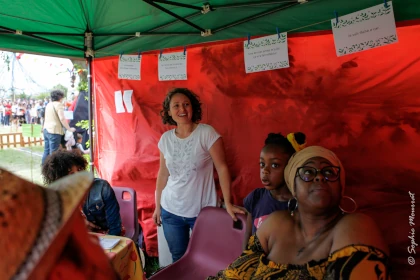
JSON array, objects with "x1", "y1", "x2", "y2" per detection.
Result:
[
  {"x1": 112, "y1": 186, "x2": 139, "y2": 242},
  {"x1": 150, "y1": 206, "x2": 246, "y2": 280}
]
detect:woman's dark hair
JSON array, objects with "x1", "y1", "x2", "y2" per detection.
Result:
[
  {"x1": 160, "y1": 88, "x2": 202, "y2": 125},
  {"x1": 41, "y1": 149, "x2": 87, "y2": 185},
  {"x1": 264, "y1": 132, "x2": 306, "y2": 156},
  {"x1": 50, "y1": 90, "x2": 65, "y2": 101}
]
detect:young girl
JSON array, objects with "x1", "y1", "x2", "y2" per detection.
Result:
[{"x1": 243, "y1": 132, "x2": 306, "y2": 247}]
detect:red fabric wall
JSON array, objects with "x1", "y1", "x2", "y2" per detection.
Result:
[{"x1": 94, "y1": 25, "x2": 420, "y2": 278}]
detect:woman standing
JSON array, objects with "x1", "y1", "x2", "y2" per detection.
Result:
[
  {"x1": 41, "y1": 90, "x2": 75, "y2": 165},
  {"x1": 153, "y1": 88, "x2": 244, "y2": 262}
]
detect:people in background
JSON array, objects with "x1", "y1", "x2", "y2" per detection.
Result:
[
  {"x1": 152, "y1": 88, "x2": 245, "y2": 263},
  {"x1": 242, "y1": 132, "x2": 306, "y2": 248},
  {"x1": 36, "y1": 100, "x2": 44, "y2": 125},
  {"x1": 41, "y1": 90, "x2": 76, "y2": 165},
  {"x1": 0, "y1": 102, "x2": 4, "y2": 125},
  {"x1": 4, "y1": 101, "x2": 11, "y2": 126},
  {"x1": 42, "y1": 149, "x2": 125, "y2": 236},
  {"x1": 76, "y1": 133, "x2": 90, "y2": 154},
  {"x1": 208, "y1": 146, "x2": 389, "y2": 280}
]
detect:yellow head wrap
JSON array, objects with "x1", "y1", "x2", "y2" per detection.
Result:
[
  {"x1": 287, "y1": 133, "x2": 306, "y2": 152},
  {"x1": 284, "y1": 146, "x2": 345, "y2": 197}
]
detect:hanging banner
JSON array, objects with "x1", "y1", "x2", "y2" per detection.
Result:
[
  {"x1": 332, "y1": 2, "x2": 398, "y2": 57},
  {"x1": 118, "y1": 55, "x2": 141, "y2": 80},
  {"x1": 244, "y1": 33, "x2": 289, "y2": 74},
  {"x1": 158, "y1": 51, "x2": 187, "y2": 81}
]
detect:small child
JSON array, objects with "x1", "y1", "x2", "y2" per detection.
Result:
[
  {"x1": 76, "y1": 133, "x2": 90, "y2": 154},
  {"x1": 243, "y1": 132, "x2": 306, "y2": 247}
]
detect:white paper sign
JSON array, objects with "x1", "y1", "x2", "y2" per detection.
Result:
[
  {"x1": 158, "y1": 51, "x2": 187, "y2": 81},
  {"x1": 332, "y1": 2, "x2": 398, "y2": 57},
  {"x1": 122, "y1": 90, "x2": 133, "y2": 113},
  {"x1": 118, "y1": 55, "x2": 141, "y2": 80},
  {"x1": 99, "y1": 238, "x2": 120, "y2": 250},
  {"x1": 114, "y1": 90, "x2": 125, "y2": 113},
  {"x1": 64, "y1": 111, "x2": 73, "y2": 120},
  {"x1": 244, "y1": 33, "x2": 289, "y2": 74}
]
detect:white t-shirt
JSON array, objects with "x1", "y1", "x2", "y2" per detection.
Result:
[{"x1": 158, "y1": 123, "x2": 221, "y2": 218}]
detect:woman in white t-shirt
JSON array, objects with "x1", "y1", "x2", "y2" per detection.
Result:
[{"x1": 153, "y1": 88, "x2": 244, "y2": 262}]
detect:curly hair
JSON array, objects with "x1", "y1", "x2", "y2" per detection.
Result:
[
  {"x1": 160, "y1": 88, "x2": 202, "y2": 125},
  {"x1": 264, "y1": 132, "x2": 306, "y2": 156},
  {"x1": 50, "y1": 90, "x2": 65, "y2": 102},
  {"x1": 41, "y1": 149, "x2": 88, "y2": 185}
]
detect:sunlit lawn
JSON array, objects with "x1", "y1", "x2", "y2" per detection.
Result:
[{"x1": 0, "y1": 145, "x2": 44, "y2": 185}]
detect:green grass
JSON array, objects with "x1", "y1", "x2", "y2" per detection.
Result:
[
  {"x1": 0, "y1": 145, "x2": 44, "y2": 185},
  {"x1": 143, "y1": 254, "x2": 160, "y2": 278}
]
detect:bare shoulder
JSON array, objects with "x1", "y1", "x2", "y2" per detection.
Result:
[
  {"x1": 257, "y1": 210, "x2": 293, "y2": 251},
  {"x1": 332, "y1": 213, "x2": 389, "y2": 255}
]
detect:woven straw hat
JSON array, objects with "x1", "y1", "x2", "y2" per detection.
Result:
[{"x1": 0, "y1": 168, "x2": 93, "y2": 280}]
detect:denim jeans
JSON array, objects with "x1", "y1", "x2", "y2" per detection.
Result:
[
  {"x1": 42, "y1": 129, "x2": 62, "y2": 165},
  {"x1": 4, "y1": 115, "x2": 10, "y2": 126},
  {"x1": 161, "y1": 207, "x2": 197, "y2": 263}
]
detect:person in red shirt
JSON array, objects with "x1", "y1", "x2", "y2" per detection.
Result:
[{"x1": 4, "y1": 101, "x2": 12, "y2": 126}]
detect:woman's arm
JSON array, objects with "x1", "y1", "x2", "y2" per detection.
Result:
[
  {"x1": 209, "y1": 138, "x2": 245, "y2": 221},
  {"x1": 55, "y1": 102, "x2": 74, "y2": 131},
  {"x1": 152, "y1": 152, "x2": 169, "y2": 226},
  {"x1": 243, "y1": 213, "x2": 253, "y2": 249}
]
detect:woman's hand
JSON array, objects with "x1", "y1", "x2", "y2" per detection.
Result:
[
  {"x1": 85, "y1": 219, "x2": 101, "y2": 231},
  {"x1": 152, "y1": 208, "x2": 162, "y2": 226},
  {"x1": 225, "y1": 202, "x2": 246, "y2": 221},
  {"x1": 69, "y1": 127, "x2": 76, "y2": 132}
]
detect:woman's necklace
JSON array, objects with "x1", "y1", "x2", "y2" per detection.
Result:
[{"x1": 296, "y1": 213, "x2": 343, "y2": 257}]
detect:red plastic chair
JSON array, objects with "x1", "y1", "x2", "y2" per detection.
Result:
[
  {"x1": 149, "y1": 206, "x2": 246, "y2": 280},
  {"x1": 112, "y1": 186, "x2": 139, "y2": 242}
]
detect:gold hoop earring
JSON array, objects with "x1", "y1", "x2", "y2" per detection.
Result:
[
  {"x1": 339, "y1": 196, "x2": 358, "y2": 214},
  {"x1": 288, "y1": 197, "x2": 298, "y2": 216}
]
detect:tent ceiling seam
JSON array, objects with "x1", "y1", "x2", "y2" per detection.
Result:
[{"x1": 78, "y1": 0, "x2": 92, "y2": 31}]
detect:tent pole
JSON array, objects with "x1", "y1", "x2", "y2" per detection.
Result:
[
  {"x1": 0, "y1": 25, "x2": 84, "y2": 51},
  {"x1": 143, "y1": 0, "x2": 206, "y2": 32},
  {"x1": 150, "y1": 0, "x2": 203, "y2": 11},
  {"x1": 87, "y1": 55, "x2": 94, "y2": 174}
]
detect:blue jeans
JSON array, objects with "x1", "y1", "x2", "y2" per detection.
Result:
[
  {"x1": 42, "y1": 129, "x2": 62, "y2": 165},
  {"x1": 161, "y1": 207, "x2": 197, "y2": 263}
]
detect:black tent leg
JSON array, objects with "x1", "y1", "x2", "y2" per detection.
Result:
[{"x1": 87, "y1": 56, "x2": 95, "y2": 174}]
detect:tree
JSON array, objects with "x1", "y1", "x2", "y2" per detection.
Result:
[
  {"x1": 71, "y1": 59, "x2": 88, "y2": 92},
  {"x1": 52, "y1": 84, "x2": 68, "y2": 95},
  {"x1": 16, "y1": 92, "x2": 30, "y2": 100},
  {"x1": 1, "y1": 51, "x2": 10, "y2": 71},
  {"x1": 34, "y1": 92, "x2": 50, "y2": 100}
]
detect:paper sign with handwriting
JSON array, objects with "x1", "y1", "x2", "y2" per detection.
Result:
[
  {"x1": 332, "y1": 2, "x2": 398, "y2": 57},
  {"x1": 118, "y1": 55, "x2": 141, "y2": 80},
  {"x1": 158, "y1": 51, "x2": 187, "y2": 81},
  {"x1": 244, "y1": 33, "x2": 289, "y2": 74}
]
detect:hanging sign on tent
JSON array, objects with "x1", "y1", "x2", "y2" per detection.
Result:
[
  {"x1": 118, "y1": 55, "x2": 141, "y2": 80},
  {"x1": 332, "y1": 2, "x2": 398, "y2": 57},
  {"x1": 244, "y1": 33, "x2": 289, "y2": 74},
  {"x1": 158, "y1": 51, "x2": 187, "y2": 81}
]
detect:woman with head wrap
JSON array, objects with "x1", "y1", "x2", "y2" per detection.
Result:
[{"x1": 208, "y1": 146, "x2": 390, "y2": 280}]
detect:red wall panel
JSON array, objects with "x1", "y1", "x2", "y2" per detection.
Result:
[{"x1": 94, "y1": 25, "x2": 420, "y2": 278}]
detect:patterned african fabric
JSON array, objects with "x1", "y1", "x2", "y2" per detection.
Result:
[{"x1": 207, "y1": 235, "x2": 390, "y2": 280}]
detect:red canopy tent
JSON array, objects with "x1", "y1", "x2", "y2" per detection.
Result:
[{"x1": 93, "y1": 22, "x2": 420, "y2": 278}]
